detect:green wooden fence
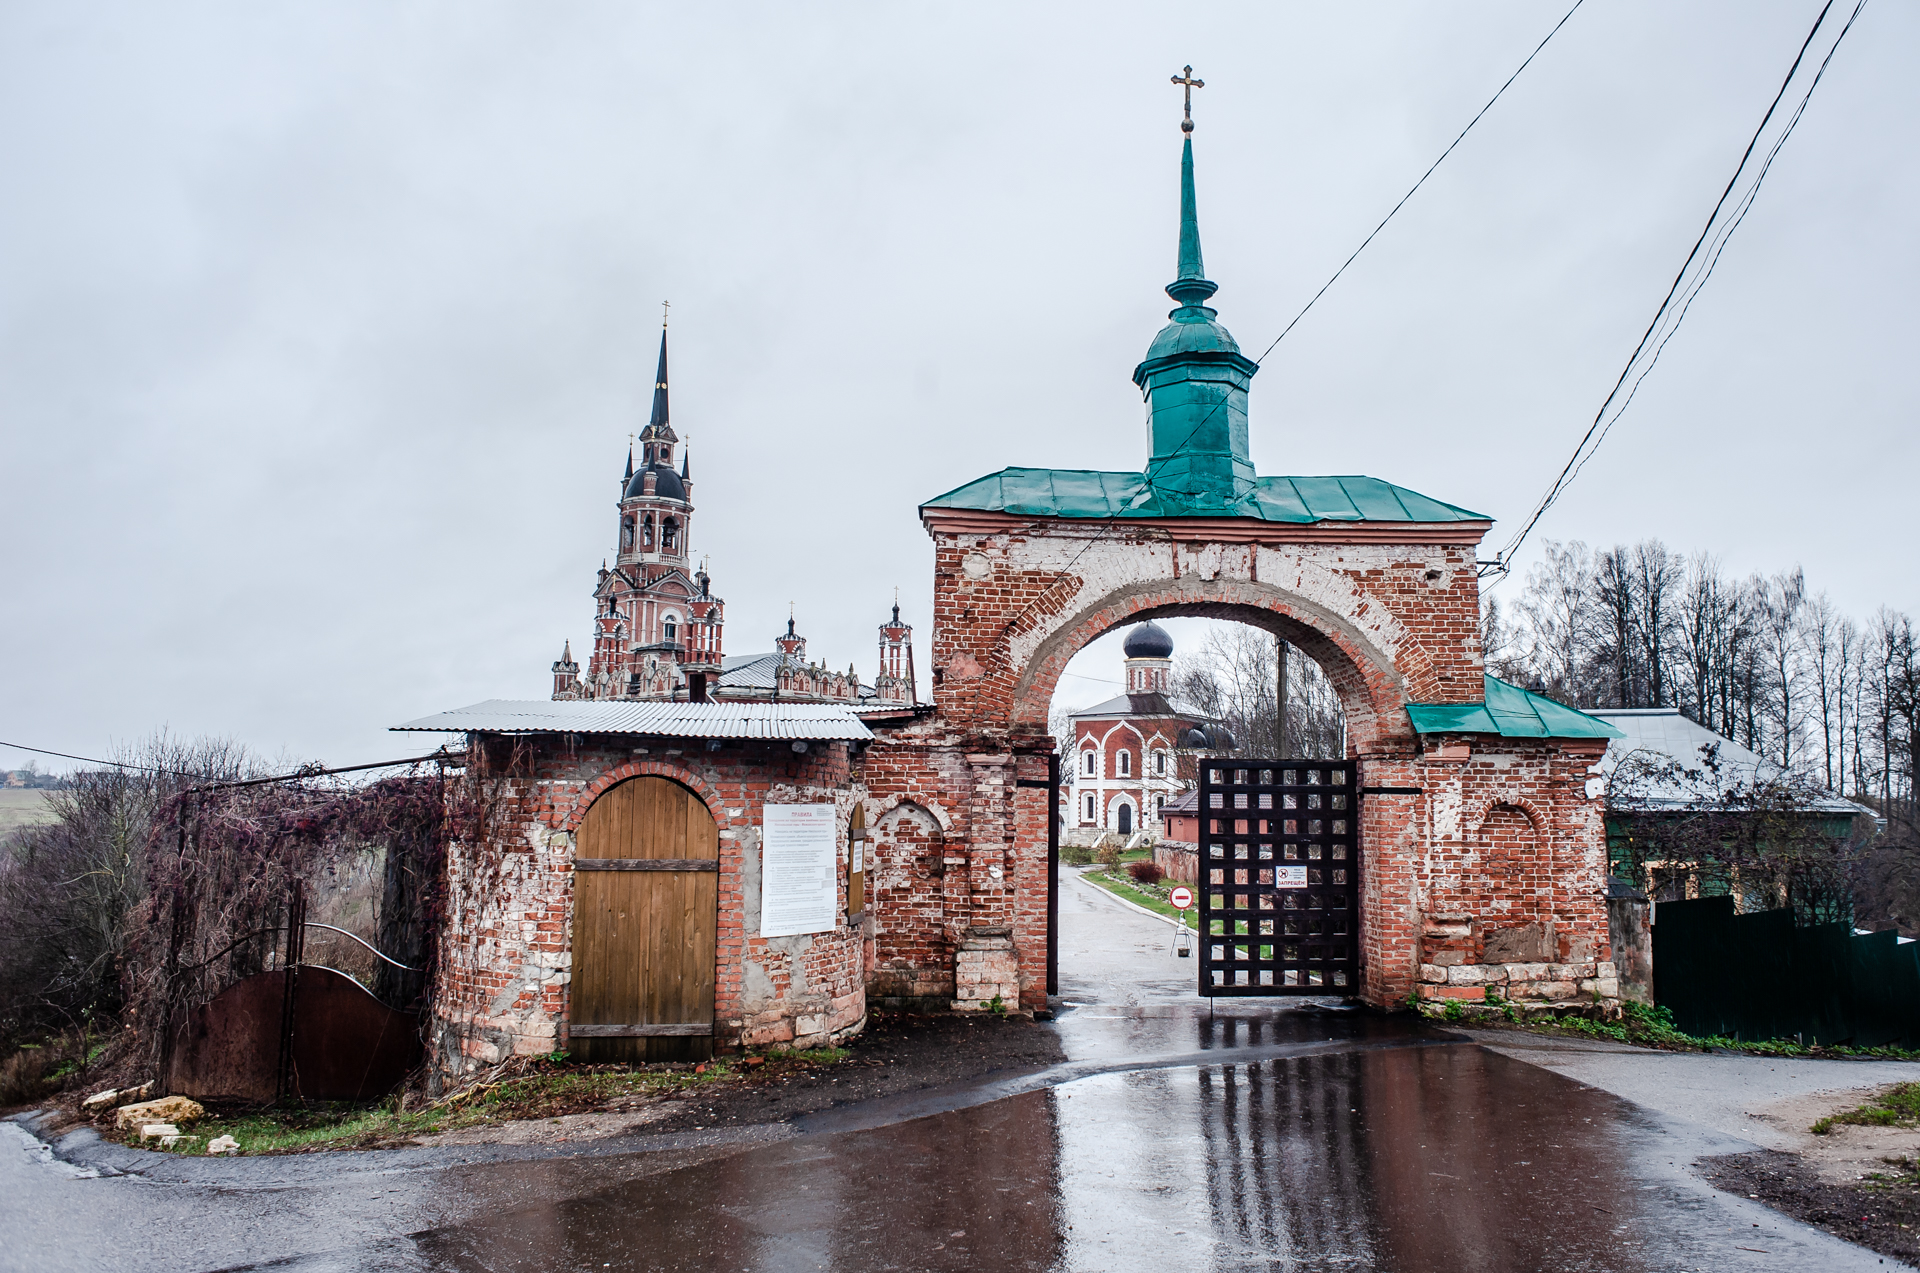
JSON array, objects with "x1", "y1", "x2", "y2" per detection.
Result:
[{"x1": 1653, "y1": 895, "x2": 1920, "y2": 1047}]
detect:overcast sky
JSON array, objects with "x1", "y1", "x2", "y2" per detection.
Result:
[{"x1": 3, "y1": 2, "x2": 1912, "y2": 773}]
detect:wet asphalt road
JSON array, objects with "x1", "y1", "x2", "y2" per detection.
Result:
[{"x1": 2, "y1": 869, "x2": 1912, "y2": 1272}]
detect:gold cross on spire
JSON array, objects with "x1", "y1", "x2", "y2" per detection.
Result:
[
  {"x1": 1171, "y1": 65, "x2": 1204, "y2": 135},
  {"x1": 661, "y1": 299, "x2": 671, "y2": 328}
]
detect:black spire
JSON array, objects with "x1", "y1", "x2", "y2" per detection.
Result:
[
  {"x1": 681, "y1": 449, "x2": 689, "y2": 480},
  {"x1": 624, "y1": 441, "x2": 633, "y2": 483},
  {"x1": 649, "y1": 328, "x2": 669, "y2": 430}
]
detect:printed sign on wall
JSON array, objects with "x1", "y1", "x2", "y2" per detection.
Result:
[
  {"x1": 1275, "y1": 866, "x2": 1308, "y2": 889},
  {"x1": 760, "y1": 804, "x2": 839, "y2": 937}
]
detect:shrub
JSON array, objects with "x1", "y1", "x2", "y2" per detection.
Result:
[
  {"x1": 1095, "y1": 840, "x2": 1123, "y2": 871},
  {"x1": 1060, "y1": 845, "x2": 1094, "y2": 867},
  {"x1": 1127, "y1": 860, "x2": 1164, "y2": 886},
  {"x1": 0, "y1": 1048, "x2": 47, "y2": 1107}
]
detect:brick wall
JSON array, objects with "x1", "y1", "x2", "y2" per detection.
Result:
[
  {"x1": 848, "y1": 510, "x2": 1618, "y2": 1013},
  {"x1": 428, "y1": 735, "x2": 868, "y2": 1085}
]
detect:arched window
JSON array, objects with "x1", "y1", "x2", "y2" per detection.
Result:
[
  {"x1": 1154, "y1": 750, "x2": 1166, "y2": 776},
  {"x1": 642, "y1": 516, "x2": 655, "y2": 548},
  {"x1": 664, "y1": 618, "x2": 677, "y2": 643},
  {"x1": 1084, "y1": 794, "x2": 1095, "y2": 821},
  {"x1": 1082, "y1": 751, "x2": 1095, "y2": 776},
  {"x1": 621, "y1": 517, "x2": 634, "y2": 550},
  {"x1": 663, "y1": 519, "x2": 679, "y2": 552},
  {"x1": 1117, "y1": 750, "x2": 1131, "y2": 777}
]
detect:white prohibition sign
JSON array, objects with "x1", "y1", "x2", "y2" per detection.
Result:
[{"x1": 1169, "y1": 886, "x2": 1193, "y2": 910}]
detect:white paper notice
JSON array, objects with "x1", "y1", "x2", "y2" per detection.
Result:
[{"x1": 760, "y1": 804, "x2": 839, "y2": 938}]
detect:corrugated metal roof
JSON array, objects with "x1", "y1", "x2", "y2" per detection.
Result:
[
  {"x1": 1406, "y1": 676, "x2": 1623, "y2": 740},
  {"x1": 392, "y1": 699, "x2": 873, "y2": 741},
  {"x1": 921, "y1": 468, "x2": 1488, "y2": 523},
  {"x1": 1588, "y1": 708, "x2": 1870, "y2": 816}
]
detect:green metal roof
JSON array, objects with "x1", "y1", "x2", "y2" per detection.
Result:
[
  {"x1": 921, "y1": 467, "x2": 1488, "y2": 524},
  {"x1": 1406, "y1": 676, "x2": 1624, "y2": 740}
]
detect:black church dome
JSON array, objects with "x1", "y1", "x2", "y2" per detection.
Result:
[
  {"x1": 624, "y1": 463, "x2": 686, "y2": 502},
  {"x1": 1122, "y1": 620, "x2": 1174, "y2": 660}
]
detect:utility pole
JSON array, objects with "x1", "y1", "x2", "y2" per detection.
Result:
[{"x1": 1276, "y1": 638, "x2": 1291, "y2": 757}]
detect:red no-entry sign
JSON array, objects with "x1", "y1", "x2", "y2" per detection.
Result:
[{"x1": 1169, "y1": 886, "x2": 1193, "y2": 910}]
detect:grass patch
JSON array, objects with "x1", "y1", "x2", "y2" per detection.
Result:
[
  {"x1": 123, "y1": 1047, "x2": 850, "y2": 1155},
  {"x1": 1078, "y1": 868, "x2": 1195, "y2": 925},
  {"x1": 1813, "y1": 1083, "x2": 1920, "y2": 1136},
  {"x1": 1430, "y1": 998, "x2": 1920, "y2": 1063}
]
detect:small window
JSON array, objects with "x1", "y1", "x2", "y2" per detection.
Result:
[
  {"x1": 1083, "y1": 751, "x2": 1095, "y2": 776},
  {"x1": 664, "y1": 619, "x2": 677, "y2": 642},
  {"x1": 1084, "y1": 794, "x2": 1095, "y2": 821},
  {"x1": 663, "y1": 520, "x2": 679, "y2": 551},
  {"x1": 1117, "y1": 751, "x2": 1130, "y2": 777},
  {"x1": 1155, "y1": 751, "x2": 1167, "y2": 776}
]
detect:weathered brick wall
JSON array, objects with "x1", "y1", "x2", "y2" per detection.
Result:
[
  {"x1": 1403, "y1": 737, "x2": 1615, "y2": 1005},
  {"x1": 429, "y1": 736, "x2": 868, "y2": 1084},
  {"x1": 843, "y1": 510, "x2": 1616, "y2": 1012}
]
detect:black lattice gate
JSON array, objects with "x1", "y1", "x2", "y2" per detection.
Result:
[{"x1": 1198, "y1": 760, "x2": 1360, "y2": 996}]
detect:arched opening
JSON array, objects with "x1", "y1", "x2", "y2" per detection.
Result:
[
  {"x1": 570, "y1": 774, "x2": 717, "y2": 1061},
  {"x1": 1043, "y1": 603, "x2": 1363, "y2": 1002}
]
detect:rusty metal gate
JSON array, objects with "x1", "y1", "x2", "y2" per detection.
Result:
[
  {"x1": 571, "y1": 775, "x2": 719, "y2": 1062},
  {"x1": 1198, "y1": 760, "x2": 1359, "y2": 996}
]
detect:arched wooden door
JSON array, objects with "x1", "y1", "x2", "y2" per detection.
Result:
[
  {"x1": 1117, "y1": 803, "x2": 1133, "y2": 835},
  {"x1": 571, "y1": 776, "x2": 718, "y2": 1062}
]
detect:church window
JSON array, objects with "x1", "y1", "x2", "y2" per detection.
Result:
[
  {"x1": 664, "y1": 618, "x2": 677, "y2": 643},
  {"x1": 1154, "y1": 750, "x2": 1167, "y2": 776},
  {"x1": 663, "y1": 519, "x2": 679, "y2": 552},
  {"x1": 1117, "y1": 750, "x2": 1131, "y2": 777},
  {"x1": 621, "y1": 517, "x2": 634, "y2": 550},
  {"x1": 1084, "y1": 794, "x2": 1095, "y2": 821},
  {"x1": 1082, "y1": 751, "x2": 1095, "y2": 776},
  {"x1": 642, "y1": 516, "x2": 655, "y2": 548}
]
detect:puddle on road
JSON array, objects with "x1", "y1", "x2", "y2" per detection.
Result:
[{"x1": 409, "y1": 1039, "x2": 1658, "y2": 1273}]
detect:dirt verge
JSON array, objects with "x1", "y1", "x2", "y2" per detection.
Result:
[
  {"x1": 1701, "y1": 1149, "x2": 1920, "y2": 1266},
  {"x1": 63, "y1": 1010, "x2": 1067, "y2": 1155}
]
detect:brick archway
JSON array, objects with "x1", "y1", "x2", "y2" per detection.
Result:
[
  {"x1": 1009, "y1": 579, "x2": 1415, "y2": 757},
  {"x1": 853, "y1": 511, "x2": 1614, "y2": 1014}
]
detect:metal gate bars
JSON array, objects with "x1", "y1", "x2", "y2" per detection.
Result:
[{"x1": 1198, "y1": 760, "x2": 1360, "y2": 995}]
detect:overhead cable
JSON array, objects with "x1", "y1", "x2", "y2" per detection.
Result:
[{"x1": 1490, "y1": 0, "x2": 1869, "y2": 579}]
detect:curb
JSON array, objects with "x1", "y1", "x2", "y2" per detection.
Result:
[{"x1": 1071, "y1": 869, "x2": 1194, "y2": 933}]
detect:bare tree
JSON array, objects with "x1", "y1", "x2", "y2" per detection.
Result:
[
  {"x1": 1756, "y1": 568, "x2": 1807, "y2": 768},
  {"x1": 1171, "y1": 626, "x2": 1345, "y2": 760},
  {"x1": 1511, "y1": 539, "x2": 1598, "y2": 703}
]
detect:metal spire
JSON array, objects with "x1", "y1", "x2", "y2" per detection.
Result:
[{"x1": 648, "y1": 327, "x2": 669, "y2": 430}]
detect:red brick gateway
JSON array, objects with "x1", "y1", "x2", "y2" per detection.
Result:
[{"x1": 404, "y1": 115, "x2": 1623, "y2": 1081}]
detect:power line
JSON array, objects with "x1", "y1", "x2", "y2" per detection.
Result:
[
  {"x1": 1492, "y1": 0, "x2": 1868, "y2": 579},
  {"x1": 0, "y1": 739, "x2": 461, "y2": 787}
]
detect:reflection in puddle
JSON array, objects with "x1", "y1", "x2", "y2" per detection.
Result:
[{"x1": 413, "y1": 1038, "x2": 1658, "y2": 1273}]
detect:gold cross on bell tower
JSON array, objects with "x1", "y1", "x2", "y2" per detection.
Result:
[{"x1": 1171, "y1": 65, "x2": 1204, "y2": 134}]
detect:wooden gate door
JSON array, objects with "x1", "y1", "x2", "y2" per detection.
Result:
[{"x1": 571, "y1": 776, "x2": 718, "y2": 1062}]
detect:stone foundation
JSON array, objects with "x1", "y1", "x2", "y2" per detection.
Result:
[
  {"x1": 951, "y1": 926, "x2": 1020, "y2": 1011},
  {"x1": 1417, "y1": 960, "x2": 1620, "y2": 1002}
]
